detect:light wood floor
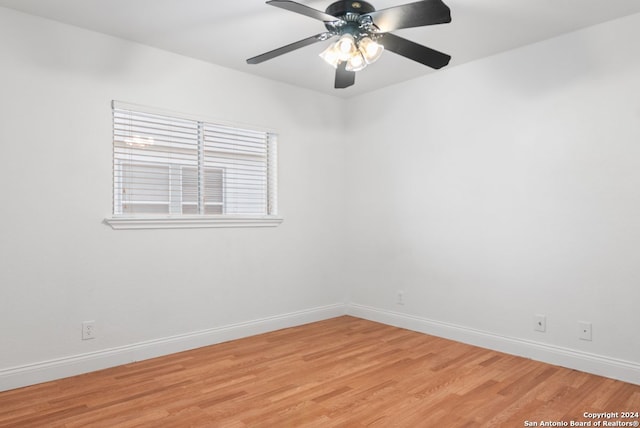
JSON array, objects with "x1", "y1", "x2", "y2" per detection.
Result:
[{"x1": 1, "y1": 316, "x2": 638, "y2": 427}]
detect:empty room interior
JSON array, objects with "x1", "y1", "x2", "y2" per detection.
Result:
[{"x1": 0, "y1": 0, "x2": 639, "y2": 426}]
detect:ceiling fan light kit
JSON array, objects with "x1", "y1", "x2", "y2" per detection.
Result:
[
  {"x1": 247, "y1": 0, "x2": 452, "y2": 89},
  {"x1": 319, "y1": 33, "x2": 384, "y2": 71}
]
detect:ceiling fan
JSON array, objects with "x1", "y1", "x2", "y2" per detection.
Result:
[{"x1": 247, "y1": 0, "x2": 452, "y2": 89}]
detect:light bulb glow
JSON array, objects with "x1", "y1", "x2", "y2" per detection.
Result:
[
  {"x1": 319, "y1": 42, "x2": 341, "y2": 68},
  {"x1": 320, "y1": 34, "x2": 384, "y2": 72},
  {"x1": 358, "y1": 37, "x2": 384, "y2": 64},
  {"x1": 335, "y1": 34, "x2": 356, "y2": 61},
  {"x1": 345, "y1": 52, "x2": 366, "y2": 72}
]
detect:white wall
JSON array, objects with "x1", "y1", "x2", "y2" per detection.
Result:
[
  {"x1": 344, "y1": 13, "x2": 640, "y2": 380},
  {"x1": 0, "y1": 7, "x2": 348, "y2": 389},
  {"x1": 1, "y1": 5, "x2": 639, "y2": 390}
]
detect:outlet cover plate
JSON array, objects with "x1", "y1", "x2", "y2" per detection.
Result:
[
  {"x1": 534, "y1": 314, "x2": 546, "y2": 332},
  {"x1": 82, "y1": 320, "x2": 96, "y2": 340},
  {"x1": 579, "y1": 321, "x2": 592, "y2": 341}
]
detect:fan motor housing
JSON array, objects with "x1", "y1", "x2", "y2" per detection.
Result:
[{"x1": 325, "y1": 1, "x2": 375, "y2": 18}]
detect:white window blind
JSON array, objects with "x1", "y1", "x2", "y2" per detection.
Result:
[{"x1": 112, "y1": 102, "x2": 278, "y2": 221}]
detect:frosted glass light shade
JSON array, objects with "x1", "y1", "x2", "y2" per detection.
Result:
[
  {"x1": 319, "y1": 43, "x2": 341, "y2": 68},
  {"x1": 335, "y1": 34, "x2": 357, "y2": 61},
  {"x1": 345, "y1": 52, "x2": 366, "y2": 72},
  {"x1": 320, "y1": 34, "x2": 383, "y2": 71},
  {"x1": 358, "y1": 37, "x2": 384, "y2": 64}
]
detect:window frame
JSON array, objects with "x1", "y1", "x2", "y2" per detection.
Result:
[{"x1": 105, "y1": 101, "x2": 282, "y2": 230}]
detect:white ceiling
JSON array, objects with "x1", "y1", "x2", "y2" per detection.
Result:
[{"x1": 2, "y1": 0, "x2": 640, "y2": 97}]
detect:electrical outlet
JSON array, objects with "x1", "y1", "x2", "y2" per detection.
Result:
[
  {"x1": 397, "y1": 291, "x2": 405, "y2": 305},
  {"x1": 533, "y1": 314, "x2": 546, "y2": 332},
  {"x1": 82, "y1": 321, "x2": 96, "y2": 340},
  {"x1": 578, "y1": 321, "x2": 592, "y2": 341}
]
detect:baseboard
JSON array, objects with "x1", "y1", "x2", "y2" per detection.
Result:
[
  {"x1": 0, "y1": 303, "x2": 346, "y2": 392},
  {"x1": 347, "y1": 303, "x2": 640, "y2": 386},
  {"x1": 4, "y1": 302, "x2": 637, "y2": 392}
]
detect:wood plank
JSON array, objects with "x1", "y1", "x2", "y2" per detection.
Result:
[{"x1": 0, "y1": 316, "x2": 638, "y2": 427}]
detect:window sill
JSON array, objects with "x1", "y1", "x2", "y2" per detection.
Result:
[{"x1": 104, "y1": 215, "x2": 284, "y2": 230}]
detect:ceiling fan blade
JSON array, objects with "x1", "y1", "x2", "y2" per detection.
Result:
[
  {"x1": 335, "y1": 62, "x2": 355, "y2": 89},
  {"x1": 267, "y1": 0, "x2": 343, "y2": 23},
  {"x1": 363, "y1": 0, "x2": 451, "y2": 32},
  {"x1": 247, "y1": 33, "x2": 333, "y2": 64},
  {"x1": 381, "y1": 33, "x2": 451, "y2": 69}
]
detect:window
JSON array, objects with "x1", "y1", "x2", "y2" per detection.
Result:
[{"x1": 106, "y1": 102, "x2": 282, "y2": 229}]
